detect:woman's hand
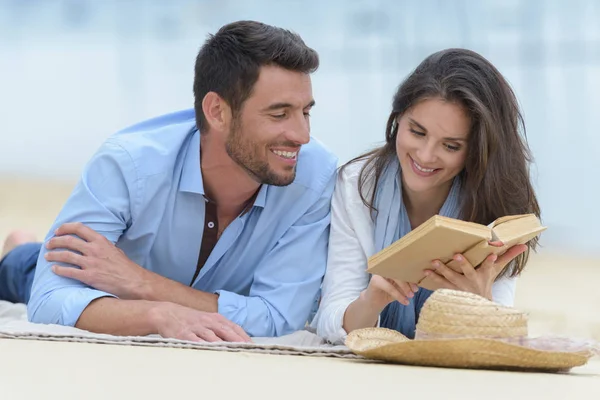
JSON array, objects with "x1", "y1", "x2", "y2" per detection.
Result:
[
  {"x1": 422, "y1": 242, "x2": 527, "y2": 300},
  {"x1": 363, "y1": 275, "x2": 420, "y2": 309},
  {"x1": 343, "y1": 275, "x2": 420, "y2": 334},
  {"x1": 343, "y1": 276, "x2": 419, "y2": 334}
]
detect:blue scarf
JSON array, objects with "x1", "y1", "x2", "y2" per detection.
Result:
[{"x1": 373, "y1": 157, "x2": 462, "y2": 339}]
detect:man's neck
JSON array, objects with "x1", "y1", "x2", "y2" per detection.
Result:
[
  {"x1": 200, "y1": 135, "x2": 260, "y2": 217},
  {"x1": 402, "y1": 180, "x2": 453, "y2": 230}
]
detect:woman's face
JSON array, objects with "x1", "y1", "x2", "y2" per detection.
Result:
[{"x1": 395, "y1": 98, "x2": 470, "y2": 197}]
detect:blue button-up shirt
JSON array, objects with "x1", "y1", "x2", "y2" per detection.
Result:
[{"x1": 27, "y1": 109, "x2": 338, "y2": 337}]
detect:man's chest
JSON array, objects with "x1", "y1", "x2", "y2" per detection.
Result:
[{"x1": 120, "y1": 204, "x2": 286, "y2": 289}]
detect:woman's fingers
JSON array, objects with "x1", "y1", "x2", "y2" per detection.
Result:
[
  {"x1": 391, "y1": 279, "x2": 417, "y2": 298},
  {"x1": 453, "y1": 254, "x2": 480, "y2": 280},
  {"x1": 378, "y1": 278, "x2": 410, "y2": 305},
  {"x1": 409, "y1": 282, "x2": 419, "y2": 293},
  {"x1": 496, "y1": 244, "x2": 527, "y2": 267},
  {"x1": 423, "y1": 268, "x2": 458, "y2": 291},
  {"x1": 430, "y1": 259, "x2": 467, "y2": 287}
]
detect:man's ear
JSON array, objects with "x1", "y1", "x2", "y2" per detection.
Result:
[{"x1": 201, "y1": 92, "x2": 232, "y2": 132}]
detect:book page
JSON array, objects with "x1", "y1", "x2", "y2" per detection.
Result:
[{"x1": 491, "y1": 214, "x2": 546, "y2": 246}]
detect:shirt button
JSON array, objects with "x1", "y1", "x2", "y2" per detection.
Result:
[{"x1": 207, "y1": 221, "x2": 215, "y2": 229}]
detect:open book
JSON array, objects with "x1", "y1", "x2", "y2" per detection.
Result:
[{"x1": 366, "y1": 214, "x2": 546, "y2": 291}]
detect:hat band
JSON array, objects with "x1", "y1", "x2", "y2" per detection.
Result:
[
  {"x1": 415, "y1": 331, "x2": 600, "y2": 354},
  {"x1": 416, "y1": 330, "x2": 527, "y2": 343}
]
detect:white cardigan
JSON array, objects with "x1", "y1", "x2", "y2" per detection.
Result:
[{"x1": 311, "y1": 161, "x2": 517, "y2": 344}]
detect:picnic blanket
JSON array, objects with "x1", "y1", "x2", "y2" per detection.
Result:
[{"x1": 0, "y1": 301, "x2": 357, "y2": 358}]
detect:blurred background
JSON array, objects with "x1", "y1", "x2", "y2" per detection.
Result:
[{"x1": 0, "y1": 0, "x2": 598, "y2": 338}]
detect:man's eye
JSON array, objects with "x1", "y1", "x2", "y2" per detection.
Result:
[{"x1": 272, "y1": 114, "x2": 286, "y2": 119}]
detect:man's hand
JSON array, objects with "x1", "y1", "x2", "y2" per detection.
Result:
[
  {"x1": 45, "y1": 222, "x2": 156, "y2": 299},
  {"x1": 149, "y1": 302, "x2": 251, "y2": 342}
]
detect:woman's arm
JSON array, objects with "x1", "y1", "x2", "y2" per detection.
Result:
[
  {"x1": 312, "y1": 166, "x2": 415, "y2": 343},
  {"x1": 311, "y1": 167, "x2": 373, "y2": 344}
]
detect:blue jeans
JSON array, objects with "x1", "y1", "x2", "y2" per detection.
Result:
[{"x1": 0, "y1": 243, "x2": 41, "y2": 304}]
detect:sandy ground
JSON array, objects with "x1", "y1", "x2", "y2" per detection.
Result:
[
  {"x1": 0, "y1": 339, "x2": 598, "y2": 400},
  {"x1": 0, "y1": 176, "x2": 599, "y2": 398}
]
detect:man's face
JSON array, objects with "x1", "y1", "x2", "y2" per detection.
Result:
[{"x1": 225, "y1": 65, "x2": 314, "y2": 186}]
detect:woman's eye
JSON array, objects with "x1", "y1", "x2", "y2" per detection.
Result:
[
  {"x1": 410, "y1": 129, "x2": 425, "y2": 137},
  {"x1": 445, "y1": 143, "x2": 461, "y2": 152}
]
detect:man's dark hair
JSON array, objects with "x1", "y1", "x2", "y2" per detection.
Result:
[{"x1": 193, "y1": 20, "x2": 319, "y2": 132}]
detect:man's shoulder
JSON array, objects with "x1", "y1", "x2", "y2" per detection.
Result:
[
  {"x1": 293, "y1": 136, "x2": 338, "y2": 193},
  {"x1": 104, "y1": 109, "x2": 197, "y2": 176}
]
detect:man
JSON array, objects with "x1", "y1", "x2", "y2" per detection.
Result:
[{"x1": 0, "y1": 20, "x2": 337, "y2": 342}]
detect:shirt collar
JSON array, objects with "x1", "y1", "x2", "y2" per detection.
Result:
[
  {"x1": 253, "y1": 184, "x2": 267, "y2": 209},
  {"x1": 179, "y1": 128, "x2": 205, "y2": 195}
]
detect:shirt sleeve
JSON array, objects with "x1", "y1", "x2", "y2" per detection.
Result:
[
  {"x1": 27, "y1": 140, "x2": 135, "y2": 326},
  {"x1": 215, "y1": 172, "x2": 337, "y2": 338},
  {"x1": 311, "y1": 167, "x2": 519, "y2": 345},
  {"x1": 491, "y1": 274, "x2": 517, "y2": 307},
  {"x1": 311, "y1": 170, "x2": 372, "y2": 344}
]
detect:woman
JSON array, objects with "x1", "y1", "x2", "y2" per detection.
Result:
[{"x1": 312, "y1": 48, "x2": 541, "y2": 344}]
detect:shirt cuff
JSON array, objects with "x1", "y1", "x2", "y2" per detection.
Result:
[
  {"x1": 327, "y1": 303, "x2": 352, "y2": 344},
  {"x1": 60, "y1": 288, "x2": 116, "y2": 326},
  {"x1": 215, "y1": 289, "x2": 247, "y2": 327}
]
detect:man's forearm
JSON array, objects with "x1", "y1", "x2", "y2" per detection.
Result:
[
  {"x1": 75, "y1": 297, "x2": 161, "y2": 336},
  {"x1": 75, "y1": 295, "x2": 251, "y2": 343},
  {"x1": 138, "y1": 274, "x2": 219, "y2": 313}
]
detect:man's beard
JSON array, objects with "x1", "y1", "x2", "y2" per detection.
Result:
[{"x1": 225, "y1": 120, "x2": 297, "y2": 187}]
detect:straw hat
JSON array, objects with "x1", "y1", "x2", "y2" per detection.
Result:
[{"x1": 345, "y1": 289, "x2": 598, "y2": 371}]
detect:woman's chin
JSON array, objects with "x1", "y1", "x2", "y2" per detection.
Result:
[{"x1": 402, "y1": 180, "x2": 431, "y2": 195}]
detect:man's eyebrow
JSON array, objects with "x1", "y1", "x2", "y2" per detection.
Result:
[
  {"x1": 262, "y1": 102, "x2": 293, "y2": 112},
  {"x1": 408, "y1": 117, "x2": 467, "y2": 141},
  {"x1": 261, "y1": 100, "x2": 315, "y2": 112}
]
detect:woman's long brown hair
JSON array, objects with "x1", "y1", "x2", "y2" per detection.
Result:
[{"x1": 344, "y1": 48, "x2": 541, "y2": 277}]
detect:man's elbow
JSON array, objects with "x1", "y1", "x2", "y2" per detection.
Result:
[
  {"x1": 245, "y1": 312, "x2": 292, "y2": 338},
  {"x1": 27, "y1": 301, "x2": 50, "y2": 324},
  {"x1": 268, "y1": 313, "x2": 308, "y2": 338},
  {"x1": 27, "y1": 293, "x2": 62, "y2": 325}
]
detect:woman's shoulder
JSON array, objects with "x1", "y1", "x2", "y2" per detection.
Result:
[
  {"x1": 337, "y1": 158, "x2": 375, "y2": 199},
  {"x1": 333, "y1": 158, "x2": 377, "y2": 255},
  {"x1": 339, "y1": 158, "x2": 365, "y2": 180}
]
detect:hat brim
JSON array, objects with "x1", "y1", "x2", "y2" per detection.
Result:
[{"x1": 346, "y1": 328, "x2": 592, "y2": 371}]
